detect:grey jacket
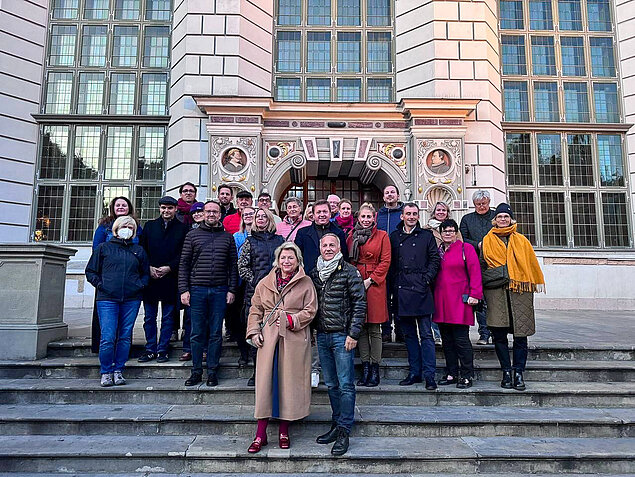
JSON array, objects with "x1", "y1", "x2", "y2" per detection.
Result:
[{"x1": 459, "y1": 209, "x2": 496, "y2": 252}]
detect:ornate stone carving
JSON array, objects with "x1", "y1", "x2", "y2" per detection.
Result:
[
  {"x1": 376, "y1": 142, "x2": 407, "y2": 178},
  {"x1": 417, "y1": 138, "x2": 462, "y2": 186},
  {"x1": 264, "y1": 141, "x2": 296, "y2": 180},
  {"x1": 210, "y1": 136, "x2": 258, "y2": 183}
]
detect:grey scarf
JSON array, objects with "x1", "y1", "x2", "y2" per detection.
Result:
[{"x1": 316, "y1": 252, "x2": 343, "y2": 283}]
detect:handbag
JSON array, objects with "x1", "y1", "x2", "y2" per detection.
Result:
[
  {"x1": 481, "y1": 264, "x2": 509, "y2": 290},
  {"x1": 246, "y1": 293, "x2": 286, "y2": 348}
]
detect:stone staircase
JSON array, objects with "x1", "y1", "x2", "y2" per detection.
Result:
[{"x1": 0, "y1": 339, "x2": 633, "y2": 475}]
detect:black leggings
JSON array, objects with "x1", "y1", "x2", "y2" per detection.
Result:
[{"x1": 437, "y1": 323, "x2": 474, "y2": 379}]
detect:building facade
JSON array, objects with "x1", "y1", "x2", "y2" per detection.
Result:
[{"x1": 1, "y1": 0, "x2": 634, "y2": 308}]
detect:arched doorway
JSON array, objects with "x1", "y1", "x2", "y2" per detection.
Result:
[{"x1": 279, "y1": 178, "x2": 382, "y2": 212}]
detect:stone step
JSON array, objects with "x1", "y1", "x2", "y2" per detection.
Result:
[
  {"x1": 1, "y1": 357, "x2": 633, "y2": 382},
  {"x1": 4, "y1": 474, "x2": 634, "y2": 477},
  {"x1": 1, "y1": 378, "x2": 633, "y2": 407},
  {"x1": 0, "y1": 435, "x2": 632, "y2": 474},
  {"x1": 0, "y1": 404, "x2": 631, "y2": 438}
]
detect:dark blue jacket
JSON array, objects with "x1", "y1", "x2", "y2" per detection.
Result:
[
  {"x1": 86, "y1": 238, "x2": 150, "y2": 303},
  {"x1": 377, "y1": 203, "x2": 404, "y2": 236},
  {"x1": 295, "y1": 222, "x2": 349, "y2": 274},
  {"x1": 389, "y1": 222, "x2": 440, "y2": 317}
]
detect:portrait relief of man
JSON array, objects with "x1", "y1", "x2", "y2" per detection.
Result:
[
  {"x1": 222, "y1": 148, "x2": 248, "y2": 173},
  {"x1": 426, "y1": 149, "x2": 452, "y2": 175}
]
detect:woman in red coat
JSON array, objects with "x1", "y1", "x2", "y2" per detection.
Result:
[
  {"x1": 347, "y1": 202, "x2": 391, "y2": 387},
  {"x1": 433, "y1": 219, "x2": 483, "y2": 388}
]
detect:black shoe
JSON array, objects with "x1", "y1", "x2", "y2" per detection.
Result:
[
  {"x1": 316, "y1": 423, "x2": 338, "y2": 444},
  {"x1": 425, "y1": 378, "x2": 438, "y2": 390},
  {"x1": 381, "y1": 334, "x2": 391, "y2": 343},
  {"x1": 513, "y1": 371, "x2": 526, "y2": 391},
  {"x1": 501, "y1": 370, "x2": 513, "y2": 389},
  {"x1": 156, "y1": 353, "x2": 169, "y2": 363},
  {"x1": 206, "y1": 373, "x2": 218, "y2": 387},
  {"x1": 366, "y1": 363, "x2": 380, "y2": 387},
  {"x1": 399, "y1": 374, "x2": 422, "y2": 386},
  {"x1": 137, "y1": 352, "x2": 156, "y2": 363},
  {"x1": 238, "y1": 356, "x2": 249, "y2": 368},
  {"x1": 247, "y1": 372, "x2": 255, "y2": 387},
  {"x1": 456, "y1": 377, "x2": 473, "y2": 389},
  {"x1": 331, "y1": 427, "x2": 350, "y2": 456},
  {"x1": 438, "y1": 374, "x2": 456, "y2": 386},
  {"x1": 184, "y1": 372, "x2": 202, "y2": 386},
  {"x1": 357, "y1": 361, "x2": 370, "y2": 386}
]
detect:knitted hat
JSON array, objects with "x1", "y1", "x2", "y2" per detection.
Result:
[
  {"x1": 494, "y1": 203, "x2": 514, "y2": 219},
  {"x1": 190, "y1": 202, "x2": 205, "y2": 213}
]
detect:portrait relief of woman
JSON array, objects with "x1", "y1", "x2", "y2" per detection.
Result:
[
  {"x1": 426, "y1": 149, "x2": 452, "y2": 175},
  {"x1": 222, "y1": 148, "x2": 248, "y2": 173}
]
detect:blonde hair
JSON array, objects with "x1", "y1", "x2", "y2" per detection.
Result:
[
  {"x1": 358, "y1": 202, "x2": 376, "y2": 215},
  {"x1": 303, "y1": 202, "x2": 314, "y2": 221},
  {"x1": 112, "y1": 215, "x2": 137, "y2": 239},
  {"x1": 430, "y1": 201, "x2": 450, "y2": 219},
  {"x1": 255, "y1": 207, "x2": 277, "y2": 233},
  {"x1": 239, "y1": 206, "x2": 255, "y2": 233},
  {"x1": 272, "y1": 242, "x2": 304, "y2": 269}
]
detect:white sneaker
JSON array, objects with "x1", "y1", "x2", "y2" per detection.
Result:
[
  {"x1": 113, "y1": 371, "x2": 126, "y2": 385},
  {"x1": 100, "y1": 373, "x2": 114, "y2": 387},
  {"x1": 311, "y1": 371, "x2": 320, "y2": 388}
]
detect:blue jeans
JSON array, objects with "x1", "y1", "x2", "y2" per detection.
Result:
[
  {"x1": 190, "y1": 286, "x2": 228, "y2": 374},
  {"x1": 143, "y1": 299, "x2": 176, "y2": 354},
  {"x1": 476, "y1": 298, "x2": 490, "y2": 339},
  {"x1": 399, "y1": 314, "x2": 437, "y2": 381},
  {"x1": 97, "y1": 300, "x2": 141, "y2": 374},
  {"x1": 317, "y1": 332, "x2": 356, "y2": 433}
]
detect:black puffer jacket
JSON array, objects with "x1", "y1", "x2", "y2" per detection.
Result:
[
  {"x1": 243, "y1": 231, "x2": 285, "y2": 298},
  {"x1": 86, "y1": 238, "x2": 150, "y2": 302},
  {"x1": 309, "y1": 258, "x2": 367, "y2": 340},
  {"x1": 459, "y1": 209, "x2": 495, "y2": 253},
  {"x1": 178, "y1": 222, "x2": 238, "y2": 294}
]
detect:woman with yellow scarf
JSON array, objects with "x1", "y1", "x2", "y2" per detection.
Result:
[{"x1": 481, "y1": 203, "x2": 545, "y2": 391}]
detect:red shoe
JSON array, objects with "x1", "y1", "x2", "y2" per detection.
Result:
[
  {"x1": 248, "y1": 436, "x2": 267, "y2": 453},
  {"x1": 279, "y1": 433, "x2": 290, "y2": 449}
]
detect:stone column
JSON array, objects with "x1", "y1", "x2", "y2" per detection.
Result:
[{"x1": 0, "y1": 244, "x2": 76, "y2": 360}]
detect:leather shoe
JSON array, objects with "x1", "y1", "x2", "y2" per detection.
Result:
[
  {"x1": 456, "y1": 377, "x2": 473, "y2": 389},
  {"x1": 316, "y1": 423, "x2": 338, "y2": 444},
  {"x1": 137, "y1": 352, "x2": 156, "y2": 363},
  {"x1": 399, "y1": 374, "x2": 422, "y2": 386},
  {"x1": 513, "y1": 371, "x2": 526, "y2": 391},
  {"x1": 438, "y1": 374, "x2": 456, "y2": 386},
  {"x1": 184, "y1": 373, "x2": 202, "y2": 386},
  {"x1": 331, "y1": 427, "x2": 349, "y2": 456},
  {"x1": 279, "y1": 433, "x2": 290, "y2": 449},
  {"x1": 156, "y1": 353, "x2": 169, "y2": 363},
  {"x1": 247, "y1": 372, "x2": 255, "y2": 387},
  {"x1": 425, "y1": 378, "x2": 438, "y2": 391},
  {"x1": 206, "y1": 373, "x2": 218, "y2": 387},
  {"x1": 247, "y1": 437, "x2": 267, "y2": 453},
  {"x1": 366, "y1": 363, "x2": 380, "y2": 387},
  {"x1": 501, "y1": 370, "x2": 513, "y2": 389},
  {"x1": 179, "y1": 352, "x2": 192, "y2": 361}
]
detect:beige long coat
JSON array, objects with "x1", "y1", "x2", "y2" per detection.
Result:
[{"x1": 247, "y1": 267, "x2": 317, "y2": 420}]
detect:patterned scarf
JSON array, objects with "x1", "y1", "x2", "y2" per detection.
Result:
[
  {"x1": 276, "y1": 268, "x2": 297, "y2": 292},
  {"x1": 350, "y1": 222, "x2": 373, "y2": 262}
]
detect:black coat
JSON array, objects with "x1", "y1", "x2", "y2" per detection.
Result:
[
  {"x1": 221, "y1": 202, "x2": 237, "y2": 221},
  {"x1": 244, "y1": 231, "x2": 285, "y2": 300},
  {"x1": 86, "y1": 238, "x2": 150, "y2": 303},
  {"x1": 309, "y1": 258, "x2": 366, "y2": 340},
  {"x1": 459, "y1": 209, "x2": 495, "y2": 253},
  {"x1": 295, "y1": 223, "x2": 349, "y2": 274},
  {"x1": 389, "y1": 222, "x2": 440, "y2": 317},
  {"x1": 139, "y1": 217, "x2": 189, "y2": 303}
]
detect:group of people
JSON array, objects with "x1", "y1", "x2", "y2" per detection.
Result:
[{"x1": 85, "y1": 182, "x2": 545, "y2": 455}]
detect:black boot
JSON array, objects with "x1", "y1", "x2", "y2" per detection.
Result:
[
  {"x1": 357, "y1": 361, "x2": 370, "y2": 386},
  {"x1": 500, "y1": 370, "x2": 513, "y2": 389},
  {"x1": 316, "y1": 422, "x2": 338, "y2": 444},
  {"x1": 366, "y1": 363, "x2": 380, "y2": 387},
  {"x1": 331, "y1": 427, "x2": 350, "y2": 456},
  {"x1": 513, "y1": 371, "x2": 526, "y2": 391}
]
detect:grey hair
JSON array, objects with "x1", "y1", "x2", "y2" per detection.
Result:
[
  {"x1": 272, "y1": 241, "x2": 304, "y2": 269},
  {"x1": 472, "y1": 189, "x2": 491, "y2": 202},
  {"x1": 284, "y1": 196, "x2": 303, "y2": 208},
  {"x1": 112, "y1": 216, "x2": 138, "y2": 238},
  {"x1": 319, "y1": 233, "x2": 341, "y2": 246}
]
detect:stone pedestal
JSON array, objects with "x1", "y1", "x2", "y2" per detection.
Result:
[{"x1": 0, "y1": 244, "x2": 76, "y2": 360}]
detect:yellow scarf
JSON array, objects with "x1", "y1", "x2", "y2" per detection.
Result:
[{"x1": 482, "y1": 224, "x2": 545, "y2": 293}]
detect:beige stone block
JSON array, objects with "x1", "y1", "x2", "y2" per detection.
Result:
[
  {"x1": 617, "y1": 20, "x2": 635, "y2": 42},
  {"x1": 398, "y1": 4, "x2": 434, "y2": 32},
  {"x1": 434, "y1": 2, "x2": 459, "y2": 21},
  {"x1": 203, "y1": 15, "x2": 226, "y2": 35},
  {"x1": 200, "y1": 56, "x2": 224, "y2": 75},
  {"x1": 185, "y1": 0, "x2": 217, "y2": 14},
  {"x1": 473, "y1": 21, "x2": 499, "y2": 49},
  {"x1": 184, "y1": 14, "x2": 203, "y2": 34},
  {"x1": 396, "y1": 62, "x2": 436, "y2": 90},
  {"x1": 216, "y1": 0, "x2": 241, "y2": 14},
  {"x1": 240, "y1": 0, "x2": 274, "y2": 28},
  {"x1": 224, "y1": 56, "x2": 240, "y2": 75},
  {"x1": 435, "y1": 40, "x2": 460, "y2": 59},
  {"x1": 397, "y1": 81, "x2": 436, "y2": 100},
  {"x1": 433, "y1": 79, "x2": 461, "y2": 98},
  {"x1": 474, "y1": 98, "x2": 504, "y2": 122},
  {"x1": 215, "y1": 35, "x2": 240, "y2": 55},
  {"x1": 171, "y1": 54, "x2": 200, "y2": 83},
  {"x1": 213, "y1": 75, "x2": 240, "y2": 95},
  {"x1": 461, "y1": 79, "x2": 489, "y2": 99},
  {"x1": 433, "y1": 21, "x2": 447, "y2": 40},
  {"x1": 225, "y1": 15, "x2": 240, "y2": 35},
  {"x1": 464, "y1": 120, "x2": 499, "y2": 143},
  {"x1": 396, "y1": 42, "x2": 435, "y2": 71},
  {"x1": 396, "y1": 0, "x2": 433, "y2": 16},
  {"x1": 238, "y1": 37, "x2": 273, "y2": 71},
  {"x1": 238, "y1": 17, "x2": 274, "y2": 53},
  {"x1": 474, "y1": 59, "x2": 500, "y2": 82},
  {"x1": 435, "y1": 59, "x2": 450, "y2": 78},
  {"x1": 170, "y1": 74, "x2": 212, "y2": 101},
  {"x1": 238, "y1": 58, "x2": 271, "y2": 91},
  {"x1": 449, "y1": 60, "x2": 474, "y2": 79},
  {"x1": 0, "y1": 32, "x2": 43, "y2": 64},
  {"x1": 165, "y1": 161, "x2": 204, "y2": 189},
  {"x1": 459, "y1": 40, "x2": 490, "y2": 60},
  {"x1": 238, "y1": 77, "x2": 271, "y2": 96},
  {"x1": 448, "y1": 21, "x2": 473, "y2": 40},
  {"x1": 182, "y1": 35, "x2": 215, "y2": 55},
  {"x1": 167, "y1": 116, "x2": 202, "y2": 149},
  {"x1": 396, "y1": 23, "x2": 435, "y2": 52}
]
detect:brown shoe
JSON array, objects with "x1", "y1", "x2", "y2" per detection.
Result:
[{"x1": 179, "y1": 352, "x2": 192, "y2": 361}]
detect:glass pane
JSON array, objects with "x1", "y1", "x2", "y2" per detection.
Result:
[
  {"x1": 337, "y1": 0, "x2": 360, "y2": 26},
  {"x1": 500, "y1": 0, "x2": 524, "y2": 29},
  {"x1": 560, "y1": 36, "x2": 585, "y2": 76},
  {"x1": 593, "y1": 82, "x2": 619, "y2": 123},
  {"x1": 52, "y1": 0, "x2": 78, "y2": 19},
  {"x1": 102, "y1": 186, "x2": 131, "y2": 216},
  {"x1": 109, "y1": 73, "x2": 136, "y2": 114},
  {"x1": 84, "y1": 0, "x2": 109, "y2": 19},
  {"x1": 143, "y1": 26, "x2": 170, "y2": 67},
  {"x1": 136, "y1": 186, "x2": 163, "y2": 222},
  {"x1": 337, "y1": 78, "x2": 361, "y2": 102},
  {"x1": 308, "y1": 0, "x2": 330, "y2": 25},
  {"x1": 597, "y1": 134, "x2": 624, "y2": 186},
  {"x1": 40, "y1": 125, "x2": 69, "y2": 179},
  {"x1": 531, "y1": 36, "x2": 556, "y2": 75},
  {"x1": 146, "y1": 0, "x2": 171, "y2": 20},
  {"x1": 602, "y1": 193, "x2": 629, "y2": 246},
  {"x1": 277, "y1": 31, "x2": 301, "y2": 72},
  {"x1": 567, "y1": 134, "x2": 593, "y2": 186},
  {"x1": 590, "y1": 37, "x2": 616, "y2": 77},
  {"x1": 501, "y1": 35, "x2": 526, "y2": 75},
  {"x1": 337, "y1": 32, "x2": 361, "y2": 72},
  {"x1": 35, "y1": 185, "x2": 64, "y2": 242},
  {"x1": 77, "y1": 72, "x2": 104, "y2": 114},
  {"x1": 81, "y1": 25, "x2": 107, "y2": 67},
  {"x1": 563, "y1": 82, "x2": 589, "y2": 122},
  {"x1": 367, "y1": 0, "x2": 390, "y2": 26},
  {"x1": 49, "y1": 25, "x2": 77, "y2": 66},
  {"x1": 503, "y1": 81, "x2": 529, "y2": 121},
  {"x1": 505, "y1": 133, "x2": 533, "y2": 186},
  {"x1": 367, "y1": 32, "x2": 391, "y2": 73},
  {"x1": 571, "y1": 192, "x2": 598, "y2": 247},
  {"x1": 534, "y1": 81, "x2": 559, "y2": 122},
  {"x1": 537, "y1": 133, "x2": 563, "y2": 185},
  {"x1": 115, "y1": 0, "x2": 140, "y2": 19},
  {"x1": 509, "y1": 191, "x2": 536, "y2": 244},
  {"x1": 105, "y1": 126, "x2": 133, "y2": 180},
  {"x1": 141, "y1": 73, "x2": 167, "y2": 115},
  {"x1": 137, "y1": 126, "x2": 165, "y2": 180},
  {"x1": 367, "y1": 78, "x2": 392, "y2": 102},
  {"x1": 307, "y1": 32, "x2": 331, "y2": 72},
  {"x1": 587, "y1": 0, "x2": 611, "y2": 31},
  {"x1": 276, "y1": 77, "x2": 301, "y2": 101},
  {"x1": 68, "y1": 186, "x2": 97, "y2": 242},
  {"x1": 45, "y1": 72, "x2": 73, "y2": 114},
  {"x1": 278, "y1": 0, "x2": 301, "y2": 25},
  {"x1": 113, "y1": 26, "x2": 138, "y2": 67},
  {"x1": 73, "y1": 126, "x2": 101, "y2": 180},
  {"x1": 306, "y1": 78, "x2": 331, "y2": 101},
  {"x1": 529, "y1": 0, "x2": 553, "y2": 30},
  {"x1": 558, "y1": 0, "x2": 582, "y2": 30},
  {"x1": 540, "y1": 192, "x2": 567, "y2": 246}
]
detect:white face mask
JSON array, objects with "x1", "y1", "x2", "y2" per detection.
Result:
[{"x1": 117, "y1": 228, "x2": 133, "y2": 240}]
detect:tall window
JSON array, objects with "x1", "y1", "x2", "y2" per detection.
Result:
[{"x1": 274, "y1": 0, "x2": 394, "y2": 102}]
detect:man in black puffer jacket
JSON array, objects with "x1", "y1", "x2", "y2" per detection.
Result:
[
  {"x1": 179, "y1": 200, "x2": 238, "y2": 387},
  {"x1": 310, "y1": 233, "x2": 366, "y2": 457}
]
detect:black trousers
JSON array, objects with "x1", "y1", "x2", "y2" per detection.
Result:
[
  {"x1": 490, "y1": 326, "x2": 528, "y2": 372},
  {"x1": 438, "y1": 323, "x2": 474, "y2": 379},
  {"x1": 91, "y1": 296, "x2": 100, "y2": 353}
]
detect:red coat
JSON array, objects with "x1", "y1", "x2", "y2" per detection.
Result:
[
  {"x1": 432, "y1": 240, "x2": 483, "y2": 326},
  {"x1": 347, "y1": 227, "x2": 391, "y2": 324}
]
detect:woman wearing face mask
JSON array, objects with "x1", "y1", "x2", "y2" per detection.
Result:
[
  {"x1": 90, "y1": 197, "x2": 142, "y2": 354},
  {"x1": 86, "y1": 216, "x2": 150, "y2": 387},
  {"x1": 346, "y1": 203, "x2": 391, "y2": 387},
  {"x1": 334, "y1": 199, "x2": 355, "y2": 234}
]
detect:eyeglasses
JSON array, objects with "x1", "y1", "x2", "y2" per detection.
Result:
[
  {"x1": 441, "y1": 230, "x2": 457, "y2": 234},
  {"x1": 182, "y1": 189, "x2": 196, "y2": 194},
  {"x1": 242, "y1": 213, "x2": 255, "y2": 217},
  {"x1": 205, "y1": 210, "x2": 220, "y2": 215}
]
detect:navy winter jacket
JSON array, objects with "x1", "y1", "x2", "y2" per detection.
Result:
[
  {"x1": 376, "y1": 203, "x2": 404, "y2": 236},
  {"x1": 295, "y1": 223, "x2": 349, "y2": 274}
]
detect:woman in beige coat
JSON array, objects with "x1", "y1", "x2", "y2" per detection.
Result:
[{"x1": 246, "y1": 242, "x2": 317, "y2": 453}]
